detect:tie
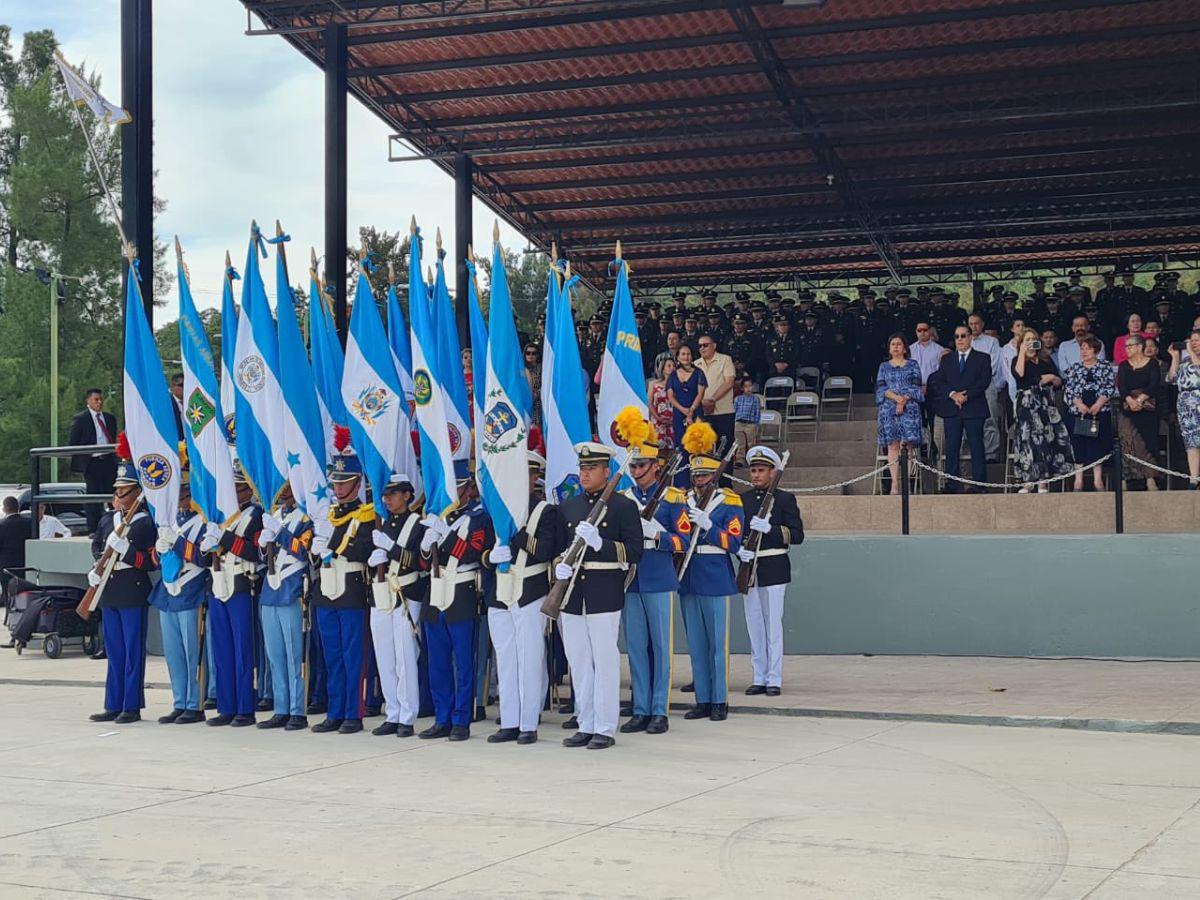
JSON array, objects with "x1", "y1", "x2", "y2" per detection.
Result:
[
  {"x1": 958, "y1": 353, "x2": 967, "y2": 374},
  {"x1": 95, "y1": 413, "x2": 112, "y2": 442}
]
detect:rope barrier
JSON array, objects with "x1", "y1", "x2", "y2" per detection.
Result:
[
  {"x1": 909, "y1": 454, "x2": 1112, "y2": 492},
  {"x1": 1121, "y1": 453, "x2": 1200, "y2": 483},
  {"x1": 729, "y1": 462, "x2": 891, "y2": 493}
]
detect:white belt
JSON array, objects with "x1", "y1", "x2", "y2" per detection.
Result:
[
  {"x1": 391, "y1": 570, "x2": 423, "y2": 589},
  {"x1": 755, "y1": 548, "x2": 788, "y2": 558},
  {"x1": 520, "y1": 562, "x2": 549, "y2": 578},
  {"x1": 581, "y1": 562, "x2": 622, "y2": 570},
  {"x1": 338, "y1": 562, "x2": 367, "y2": 575},
  {"x1": 696, "y1": 546, "x2": 730, "y2": 555},
  {"x1": 113, "y1": 561, "x2": 132, "y2": 571}
]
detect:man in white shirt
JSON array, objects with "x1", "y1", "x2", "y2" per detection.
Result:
[
  {"x1": 1056, "y1": 316, "x2": 1107, "y2": 372},
  {"x1": 696, "y1": 336, "x2": 737, "y2": 475},
  {"x1": 968, "y1": 314, "x2": 1005, "y2": 461},
  {"x1": 38, "y1": 508, "x2": 72, "y2": 539},
  {"x1": 909, "y1": 322, "x2": 946, "y2": 455},
  {"x1": 1000, "y1": 316, "x2": 1028, "y2": 403}
]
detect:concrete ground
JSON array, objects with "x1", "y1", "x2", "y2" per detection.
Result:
[{"x1": 2, "y1": 649, "x2": 1199, "y2": 898}]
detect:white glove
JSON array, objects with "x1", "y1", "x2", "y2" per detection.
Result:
[
  {"x1": 419, "y1": 529, "x2": 439, "y2": 553},
  {"x1": 368, "y1": 548, "x2": 388, "y2": 567},
  {"x1": 737, "y1": 547, "x2": 756, "y2": 564},
  {"x1": 310, "y1": 534, "x2": 330, "y2": 559},
  {"x1": 749, "y1": 515, "x2": 771, "y2": 534},
  {"x1": 687, "y1": 502, "x2": 712, "y2": 531},
  {"x1": 372, "y1": 529, "x2": 395, "y2": 551},
  {"x1": 199, "y1": 522, "x2": 221, "y2": 552},
  {"x1": 261, "y1": 512, "x2": 283, "y2": 534},
  {"x1": 154, "y1": 526, "x2": 178, "y2": 555},
  {"x1": 87, "y1": 570, "x2": 102, "y2": 587},
  {"x1": 105, "y1": 532, "x2": 130, "y2": 555},
  {"x1": 640, "y1": 517, "x2": 665, "y2": 540},
  {"x1": 258, "y1": 521, "x2": 280, "y2": 545},
  {"x1": 555, "y1": 562, "x2": 573, "y2": 581},
  {"x1": 313, "y1": 519, "x2": 333, "y2": 541},
  {"x1": 421, "y1": 515, "x2": 450, "y2": 540},
  {"x1": 489, "y1": 544, "x2": 512, "y2": 565},
  {"x1": 574, "y1": 520, "x2": 601, "y2": 551}
]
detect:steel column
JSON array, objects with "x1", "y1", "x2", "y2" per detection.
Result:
[
  {"x1": 120, "y1": 0, "x2": 153, "y2": 321},
  {"x1": 455, "y1": 153, "x2": 474, "y2": 345},
  {"x1": 325, "y1": 22, "x2": 349, "y2": 341}
]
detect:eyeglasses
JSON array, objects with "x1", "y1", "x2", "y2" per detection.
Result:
[
  {"x1": 699, "y1": 342, "x2": 713, "y2": 348},
  {"x1": 954, "y1": 332, "x2": 970, "y2": 339},
  {"x1": 916, "y1": 327, "x2": 929, "y2": 332}
]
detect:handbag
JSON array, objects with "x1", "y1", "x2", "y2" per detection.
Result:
[{"x1": 1073, "y1": 414, "x2": 1099, "y2": 438}]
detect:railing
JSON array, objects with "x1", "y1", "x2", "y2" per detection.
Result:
[{"x1": 28, "y1": 443, "x2": 117, "y2": 539}]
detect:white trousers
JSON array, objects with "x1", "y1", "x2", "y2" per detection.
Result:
[
  {"x1": 560, "y1": 610, "x2": 621, "y2": 738},
  {"x1": 488, "y1": 600, "x2": 547, "y2": 733},
  {"x1": 370, "y1": 601, "x2": 422, "y2": 726},
  {"x1": 743, "y1": 584, "x2": 785, "y2": 688}
]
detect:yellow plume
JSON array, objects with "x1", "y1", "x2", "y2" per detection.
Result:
[
  {"x1": 646, "y1": 422, "x2": 660, "y2": 445},
  {"x1": 614, "y1": 406, "x2": 650, "y2": 448},
  {"x1": 177, "y1": 441, "x2": 189, "y2": 469},
  {"x1": 681, "y1": 421, "x2": 717, "y2": 456}
]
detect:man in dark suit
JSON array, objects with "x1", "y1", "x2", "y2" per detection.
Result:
[
  {"x1": 169, "y1": 373, "x2": 185, "y2": 440},
  {"x1": 67, "y1": 388, "x2": 118, "y2": 534},
  {"x1": 929, "y1": 326, "x2": 992, "y2": 493}
]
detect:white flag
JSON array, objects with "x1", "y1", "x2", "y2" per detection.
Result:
[{"x1": 53, "y1": 51, "x2": 131, "y2": 125}]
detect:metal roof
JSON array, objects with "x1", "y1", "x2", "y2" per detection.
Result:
[{"x1": 241, "y1": 0, "x2": 1200, "y2": 287}]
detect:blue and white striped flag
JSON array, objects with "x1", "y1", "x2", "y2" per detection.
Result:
[
  {"x1": 385, "y1": 280, "x2": 415, "y2": 402},
  {"x1": 542, "y1": 262, "x2": 591, "y2": 502},
  {"x1": 122, "y1": 263, "x2": 179, "y2": 526},
  {"x1": 407, "y1": 222, "x2": 456, "y2": 516},
  {"x1": 176, "y1": 245, "x2": 237, "y2": 526},
  {"x1": 309, "y1": 265, "x2": 348, "y2": 459},
  {"x1": 466, "y1": 259, "x2": 488, "y2": 468},
  {"x1": 431, "y1": 245, "x2": 471, "y2": 461},
  {"x1": 272, "y1": 232, "x2": 329, "y2": 518},
  {"x1": 232, "y1": 223, "x2": 288, "y2": 507},
  {"x1": 219, "y1": 256, "x2": 238, "y2": 449},
  {"x1": 597, "y1": 247, "x2": 647, "y2": 466}
]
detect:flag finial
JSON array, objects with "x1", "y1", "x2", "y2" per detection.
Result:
[
  {"x1": 310, "y1": 247, "x2": 318, "y2": 270},
  {"x1": 615, "y1": 240, "x2": 622, "y2": 261},
  {"x1": 388, "y1": 261, "x2": 395, "y2": 285},
  {"x1": 275, "y1": 219, "x2": 283, "y2": 238},
  {"x1": 224, "y1": 250, "x2": 232, "y2": 268},
  {"x1": 410, "y1": 215, "x2": 417, "y2": 235},
  {"x1": 173, "y1": 235, "x2": 182, "y2": 259},
  {"x1": 467, "y1": 243, "x2": 473, "y2": 261},
  {"x1": 551, "y1": 241, "x2": 558, "y2": 261},
  {"x1": 493, "y1": 220, "x2": 500, "y2": 244},
  {"x1": 565, "y1": 260, "x2": 572, "y2": 281},
  {"x1": 435, "y1": 227, "x2": 442, "y2": 251}
]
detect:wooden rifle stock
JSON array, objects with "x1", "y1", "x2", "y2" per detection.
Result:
[
  {"x1": 624, "y1": 448, "x2": 681, "y2": 590},
  {"x1": 674, "y1": 441, "x2": 738, "y2": 579},
  {"x1": 76, "y1": 494, "x2": 146, "y2": 620},
  {"x1": 735, "y1": 451, "x2": 790, "y2": 595}
]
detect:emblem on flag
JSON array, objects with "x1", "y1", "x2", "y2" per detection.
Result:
[
  {"x1": 413, "y1": 369, "x2": 433, "y2": 406},
  {"x1": 447, "y1": 423, "x2": 462, "y2": 454},
  {"x1": 483, "y1": 400, "x2": 520, "y2": 450},
  {"x1": 352, "y1": 385, "x2": 391, "y2": 426},
  {"x1": 137, "y1": 453, "x2": 173, "y2": 489},
  {"x1": 223, "y1": 413, "x2": 237, "y2": 445},
  {"x1": 186, "y1": 389, "x2": 216, "y2": 437},
  {"x1": 236, "y1": 355, "x2": 266, "y2": 393}
]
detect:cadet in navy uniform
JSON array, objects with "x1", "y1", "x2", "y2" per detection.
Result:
[
  {"x1": 419, "y1": 460, "x2": 493, "y2": 742},
  {"x1": 554, "y1": 442, "x2": 644, "y2": 749},
  {"x1": 678, "y1": 428, "x2": 744, "y2": 722},
  {"x1": 621, "y1": 440, "x2": 686, "y2": 736},
  {"x1": 199, "y1": 461, "x2": 262, "y2": 727},
  {"x1": 149, "y1": 455, "x2": 210, "y2": 724},
  {"x1": 310, "y1": 435, "x2": 375, "y2": 734},
  {"x1": 737, "y1": 446, "x2": 804, "y2": 697},
  {"x1": 88, "y1": 454, "x2": 158, "y2": 723},
  {"x1": 367, "y1": 473, "x2": 427, "y2": 738},
  {"x1": 484, "y1": 451, "x2": 566, "y2": 745},
  {"x1": 256, "y1": 483, "x2": 313, "y2": 731}
]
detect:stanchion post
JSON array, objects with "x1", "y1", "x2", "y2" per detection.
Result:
[
  {"x1": 900, "y1": 446, "x2": 911, "y2": 536},
  {"x1": 1111, "y1": 406, "x2": 1124, "y2": 534}
]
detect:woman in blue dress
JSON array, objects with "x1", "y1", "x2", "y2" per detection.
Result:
[
  {"x1": 875, "y1": 334, "x2": 924, "y2": 495},
  {"x1": 667, "y1": 344, "x2": 708, "y2": 485}
]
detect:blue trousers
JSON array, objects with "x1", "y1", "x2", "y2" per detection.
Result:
[
  {"x1": 101, "y1": 606, "x2": 147, "y2": 713},
  {"x1": 253, "y1": 596, "x2": 272, "y2": 702},
  {"x1": 625, "y1": 591, "x2": 674, "y2": 717},
  {"x1": 417, "y1": 634, "x2": 434, "y2": 718},
  {"x1": 423, "y1": 613, "x2": 476, "y2": 727},
  {"x1": 209, "y1": 592, "x2": 256, "y2": 716},
  {"x1": 680, "y1": 594, "x2": 730, "y2": 705},
  {"x1": 159, "y1": 607, "x2": 201, "y2": 711},
  {"x1": 316, "y1": 606, "x2": 368, "y2": 721},
  {"x1": 261, "y1": 603, "x2": 305, "y2": 717}
]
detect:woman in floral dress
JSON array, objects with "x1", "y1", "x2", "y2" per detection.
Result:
[
  {"x1": 1010, "y1": 329, "x2": 1073, "y2": 492},
  {"x1": 875, "y1": 335, "x2": 923, "y2": 495}
]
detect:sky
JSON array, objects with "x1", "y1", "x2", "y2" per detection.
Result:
[{"x1": 6, "y1": 1, "x2": 527, "y2": 311}]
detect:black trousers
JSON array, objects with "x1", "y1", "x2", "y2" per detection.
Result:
[{"x1": 942, "y1": 416, "x2": 987, "y2": 489}]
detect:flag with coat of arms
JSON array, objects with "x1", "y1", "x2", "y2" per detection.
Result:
[{"x1": 597, "y1": 244, "x2": 648, "y2": 466}]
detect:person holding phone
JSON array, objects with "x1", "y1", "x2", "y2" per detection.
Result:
[
  {"x1": 1166, "y1": 329, "x2": 1200, "y2": 487},
  {"x1": 1010, "y1": 329, "x2": 1073, "y2": 493}
]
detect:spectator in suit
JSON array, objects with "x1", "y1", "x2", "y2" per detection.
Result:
[
  {"x1": 169, "y1": 373, "x2": 185, "y2": 440},
  {"x1": 67, "y1": 388, "x2": 118, "y2": 535},
  {"x1": 0, "y1": 495, "x2": 30, "y2": 596},
  {"x1": 929, "y1": 326, "x2": 993, "y2": 493}
]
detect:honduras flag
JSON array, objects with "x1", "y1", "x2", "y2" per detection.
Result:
[
  {"x1": 271, "y1": 232, "x2": 329, "y2": 519},
  {"x1": 121, "y1": 263, "x2": 179, "y2": 527},
  {"x1": 232, "y1": 223, "x2": 288, "y2": 507},
  {"x1": 479, "y1": 234, "x2": 531, "y2": 590},
  {"x1": 219, "y1": 255, "x2": 238, "y2": 449},
  {"x1": 466, "y1": 258, "x2": 488, "y2": 468},
  {"x1": 597, "y1": 246, "x2": 648, "y2": 465},
  {"x1": 407, "y1": 222, "x2": 456, "y2": 516},
  {"x1": 176, "y1": 244, "x2": 237, "y2": 527},
  {"x1": 309, "y1": 267, "x2": 348, "y2": 458},
  {"x1": 542, "y1": 262, "x2": 591, "y2": 502},
  {"x1": 385, "y1": 281, "x2": 415, "y2": 402},
  {"x1": 431, "y1": 246, "x2": 471, "y2": 461}
]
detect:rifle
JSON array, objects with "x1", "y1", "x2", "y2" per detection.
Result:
[
  {"x1": 624, "y1": 448, "x2": 681, "y2": 590},
  {"x1": 76, "y1": 494, "x2": 146, "y2": 620},
  {"x1": 735, "y1": 451, "x2": 791, "y2": 595},
  {"x1": 541, "y1": 456, "x2": 631, "y2": 621},
  {"x1": 674, "y1": 441, "x2": 738, "y2": 580}
]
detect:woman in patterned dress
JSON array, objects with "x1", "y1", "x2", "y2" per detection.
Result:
[
  {"x1": 1166, "y1": 328, "x2": 1200, "y2": 487},
  {"x1": 1010, "y1": 329, "x2": 1073, "y2": 492},
  {"x1": 874, "y1": 334, "x2": 923, "y2": 495},
  {"x1": 1063, "y1": 336, "x2": 1116, "y2": 492}
]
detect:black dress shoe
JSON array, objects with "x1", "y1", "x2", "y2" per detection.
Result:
[
  {"x1": 175, "y1": 710, "x2": 205, "y2": 724},
  {"x1": 310, "y1": 718, "x2": 344, "y2": 733},
  {"x1": 517, "y1": 731, "x2": 538, "y2": 745},
  {"x1": 207, "y1": 714, "x2": 233, "y2": 727},
  {"x1": 744, "y1": 684, "x2": 767, "y2": 696},
  {"x1": 89, "y1": 710, "x2": 119, "y2": 722},
  {"x1": 257, "y1": 714, "x2": 289, "y2": 730},
  {"x1": 684, "y1": 703, "x2": 711, "y2": 720},
  {"x1": 158, "y1": 708, "x2": 184, "y2": 724},
  {"x1": 765, "y1": 686, "x2": 781, "y2": 697},
  {"x1": 305, "y1": 702, "x2": 327, "y2": 715},
  {"x1": 284, "y1": 716, "x2": 308, "y2": 731},
  {"x1": 556, "y1": 700, "x2": 574, "y2": 715},
  {"x1": 365, "y1": 706, "x2": 381, "y2": 718},
  {"x1": 338, "y1": 719, "x2": 363, "y2": 734},
  {"x1": 620, "y1": 715, "x2": 649, "y2": 734},
  {"x1": 90, "y1": 649, "x2": 107, "y2": 661},
  {"x1": 372, "y1": 721, "x2": 399, "y2": 736},
  {"x1": 586, "y1": 734, "x2": 615, "y2": 750},
  {"x1": 418, "y1": 722, "x2": 452, "y2": 739},
  {"x1": 473, "y1": 705, "x2": 487, "y2": 723},
  {"x1": 709, "y1": 703, "x2": 728, "y2": 721},
  {"x1": 396, "y1": 723, "x2": 414, "y2": 738},
  {"x1": 562, "y1": 731, "x2": 594, "y2": 748},
  {"x1": 114, "y1": 711, "x2": 141, "y2": 724},
  {"x1": 562, "y1": 715, "x2": 578, "y2": 730},
  {"x1": 231, "y1": 714, "x2": 256, "y2": 727},
  {"x1": 487, "y1": 728, "x2": 519, "y2": 744},
  {"x1": 203, "y1": 698, "x2": 217, "y2": 711},
  {"x1": 646, "y1": 716, "x2": 669, "y2": 735},
  {"x1": 681, "y1": 682, "x2": 695, "y2": 693},
  {"x1": 619, "y1": 704, "x2": 634, "y2": 717},
  {"x1": 448, "y1": 725, "x2": 470, "y2": 741},
  {"x1": 255, "y1": 698, "x2": 272, "y2": 712}
]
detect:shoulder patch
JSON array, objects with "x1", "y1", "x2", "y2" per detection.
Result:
[
  {"x1": 664, "y1": 486, "x2": 686, "y2": 503},
  {"x1": 720, "y1": 488, "x2": 743, "y2": 506}
]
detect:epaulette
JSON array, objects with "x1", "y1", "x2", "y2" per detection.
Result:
[
  {"x1": 663, "y1": 486, "x2": 686, "y2": 503},
  {"x1": 719, "y1": 488, "x2": 743, "y2": 506}
]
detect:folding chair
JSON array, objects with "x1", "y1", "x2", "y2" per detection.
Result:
[
  {"x1": 784, "y1": 391, "x2": 820, "y2": 442},
  {"x1": 796, "y1": 366, "x2": 823, "y2": 392},
  {"x1": 758, "y1": 409, "x2": 783, "y2": 444},
  {"x1": 821, "y1": 376, "x2": 853, "y2": 422},
  {"x1": 763, "y1": 376, "x2": 794, "y2": 413}
]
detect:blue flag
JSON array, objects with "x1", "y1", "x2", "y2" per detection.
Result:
[
  {"x1": 386, "y1": 282, "x2": 415, "y2": 401},
  {"x1": 466, "y1": 259, "x2": 488, "y2": 467},
  {"x1": 542, "y1": 264, "x2": 592, "y2": 501},
  {"x1": 432, "y1": 247, "x2": 471, "y2": 460},
  {"x1": 310, "y1": 267, "x2": 348, "y2": 459},
  {"x1": 219, "y1": 258, "x2": 239, "y2": 447},
  {"x1": 597, "y1": 249, "x2": 647, "y2": 465}
]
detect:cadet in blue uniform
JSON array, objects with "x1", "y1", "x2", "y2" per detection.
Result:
[
  {"x1": 555, "y1": 442, "x2": 644, "y2": 749},
  {"x1": 88, "y1": 455, "x2": 158, "y2": 724},
  {"x1": 199, "y1": 462, "x2": 262, "y2": 727},
  {"x1": 621, "y1": 441, "x2": 686, "y2": 735},
  {"x1": 484, "y1": 451, "x2": 567, "y2": 745},
  {"x1": 678, "y1": 440, "x2": 743, "y2": 722},
  {"x1": 256, "y1": 484, "x2": 313, "y2": 730},
  {"x1": 367, "y1": 473, "x2": 427, "y2": 738},
  {"x1": 737, "y1": 446, "x2": 804, "y2": 697},
  {"x1": 150, "y1": 458, "x2": 210, "y2": 724},
  {"x1": 311, "y1": 438, "x2": 375, "y2": 734}
]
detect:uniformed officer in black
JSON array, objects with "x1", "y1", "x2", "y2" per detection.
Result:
[
  {"x1": 636, "y1": 305, "x2": 660, "y2": 378},
  {"x1": 554, "y1": 442, "x2": 643, "y2": 750},
  {"x1": 704, "y1": 309, "x2": 728, "y2": 348},
  {"x1": 795, "y1": 309, "x2": 829, "y2": 372},
  {"x1": 1033, "y1": 293, "x2": 1074, "y2": 343},
  {"x1": 856, "y1": 292, "x2": 891, "y2": 383},
  {"x1": 993, "y1": 291, "x2": 1022, "y2": 341},
  {"x1": 927, "y1": 291, "x2": 967, "y2": 345},
  {"x1": 726, "y1": 314, "x2": 762, "y2": 384},
  {"x1": 1067, "y1": 269, "x2": 1091, "y2": 304},
  {"x1": 766, "y1": 314, "x2": 799, "y2": 377}
]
